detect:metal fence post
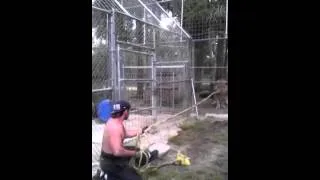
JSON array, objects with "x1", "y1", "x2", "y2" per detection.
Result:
[
  {"x1": 160, "y1": 72, "x2": 162, "y2": 112},
  {"x1": 117, "y1": 44, "x2": 121, "y2": 100},
  {"x1": 191, "y1": 78, "x2": 199, "y2": 117},
  {"x1": 191, "y1": 40, "x2": 195, "y2": 83},
  {"x1": 109, "y1": 9, "x2": 118, "y2": 100},
  {"x1": 151, "y1": 54, "x2": 157, "y2": 120},
  {"x1": 172, "y1": 72, "x2": 175, "y2": 112},
  {"x1": 152, "y1": 29, "x2": 157, "y2": 120}
]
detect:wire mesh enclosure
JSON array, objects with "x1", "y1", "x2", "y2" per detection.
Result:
[
  {"x1": 157, "y1": 0, "x2": 228, "y2": 113},
  {"x1": 92, "y1": 0, "x2": 196, "y2": 169},
  {"x1": 92, "y1": 1, "x2": 228, "y2": 174},
  {"x1": 92, "y1": 0, "x2": 194, "y2": 117}
]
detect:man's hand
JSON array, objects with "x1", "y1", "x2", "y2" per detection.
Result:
[
  {"x1": 125, "y1": 126, "x2": 149, "y2": 138},
  {"x1": 125, "y1": 129, "x2": 141, "y2": 138},
  {"x1": 135, "y1": 126, "x2": 149, "y2": 136},
  {"x1": 142, "y1": 126, "x2": 149, "y2": 133}
]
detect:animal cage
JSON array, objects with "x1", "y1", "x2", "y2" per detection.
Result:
[{"x1": 92, "y1": 0, "x2": 193, "y2": 115}]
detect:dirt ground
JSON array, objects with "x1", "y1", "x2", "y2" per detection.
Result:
[
  {"x1": 147, "y1": 117, "x2": 228, "y2": 180},
  {"x1": 92, "y1": 114, "x2": 228, "y2": 179}
]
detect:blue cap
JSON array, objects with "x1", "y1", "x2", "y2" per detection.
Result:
[{"x1": 97, "y1": 99, "x2": 113, "y2": 122}]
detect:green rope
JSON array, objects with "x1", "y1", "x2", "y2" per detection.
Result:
[
  {"x1": 129, "y1": 150, "x2": 151, "y2": 172},
  {"x1": 128, "y1": 134, "x2": 150, "y2": 172}
]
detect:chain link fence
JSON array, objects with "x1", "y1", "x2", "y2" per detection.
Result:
[
  {"x1": 92, "y1": 0, "x2": 228, "y2": 174},
  {"x1": 92, "y1": 8, "x2": 113, "y2": 115},
  {"x1": 158, "y1": 0, "x2": 228, "y2": 114},
  {"x1": 114, "y1": 8, "x2": 193, "y2": 114},
  {"x1": 191, "y1": 38, "x2": 228, "y2": 114},
  {"x1": 92, "y1": 0, "x2": 195, "y2": 172}
]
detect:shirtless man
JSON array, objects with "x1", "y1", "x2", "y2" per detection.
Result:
[{"x1": 99, "y1": 100, "x2": 156, "y2": 180}]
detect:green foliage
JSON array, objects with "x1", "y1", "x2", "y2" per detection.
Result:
[
  {"x1": 158, "y1": 0, "x2": 228, "y2": 81},
  {"x1": 92, "y1": 43, "x2": 109, "y2": 88},
  {"x1": 159, "y1": 0, "x2": 226, "y2": 26},
  {"x1": 92, "y1": 7, "x2": 108, "y2": 40}
]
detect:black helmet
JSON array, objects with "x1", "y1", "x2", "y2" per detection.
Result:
[{"x1": 111, "y1": 100, "x2": 131, "y2": 115}]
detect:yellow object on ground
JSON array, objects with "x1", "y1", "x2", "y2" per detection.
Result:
[{"x1": 175, "y1": 151, "x2": 191, "y2": 166}]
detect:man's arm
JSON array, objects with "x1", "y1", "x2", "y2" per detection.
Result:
[
  {"x1": 125, "y1": 126, "x2": 148, "y2": 138},
  {"x1": 108, "y1": 127, "x2": 137, "y2": 157},
  {"x1": 124, "y1": 129, "x2": 141, "y2": 138}
]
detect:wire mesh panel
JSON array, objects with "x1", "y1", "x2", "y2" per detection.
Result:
[
  {"x1": 119, "y1": 53, "x2": 154, "y2": 108},
  {"x1": 183, "y1": 0, "x2": 227, "y2": 40},
  {"x1": 92, "y1": 6, "x2": 113, "y2": 169},
  {"x1": 192, "y1": 38, "x2": 228, "y2": 87},
  {"x1": 191, "y1": 37, "x2": 228, "y2": 114},
  {"x1": 114, "y1": 7, "x2": 193, "y2": 114},
  {"x1": 93, "y1": 0, "x2": 127, "y2": 13},
  {"x1": 116, "y1": 14, "x2": 155, "y2": 48},
  {"x1": 156, "y1": 40, "x2": 191, "y2": 62},
  {"x1": 92, "y1": 8, "x2": 114, "y2": 113},
  {"x1": 157, "y1": 0, "x2": 228, "y2": 114},
  {"x1": 92, "y1": 9, "x2": 111, "y2": 90},
  {"x1": 157, "y1": 67, "x2": 192, "y2": 114},
  {"x1": 120, "y1": 0, "x2": 160, "y2": 26},
  {"x1": 92, "y1": 0, "x2": 198, "y2": 174}
]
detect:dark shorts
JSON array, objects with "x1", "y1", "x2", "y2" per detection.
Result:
[{"x1": 100, "y1": 152, "x2": 142, "y2": 180}]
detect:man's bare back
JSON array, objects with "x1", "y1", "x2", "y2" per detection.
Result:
[
  {"x1": 101, "y1": 117, "x2": 142, "y2": 157},
  {"x1": 99, "y1": 100, "x2": 144, "y2": 180},
  {"x1": 102, "y1": 119, "x2": 124, "y2": 154}
]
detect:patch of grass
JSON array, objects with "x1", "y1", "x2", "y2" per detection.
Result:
[
  {"x1": 147, "y1": 169, "x2": 180, "y2": 180},
  {"x1": 147, "y1": 168, "x2": 225, "y2": 180},
  {"x1": 168, "y1": 135, "x2": 184, "y2": 145},
  {"x1": 169, "y1": 120, "x2": 214, "y2": 146},
  {"x1": 143, "y1": 169, "x2": 159, "y2": 177},
  {"x1": 180, "y1": 122, "x2": 196, "y2": 131},
  {"x1": 215, "y1": 133, "x2": 228, "y2": 145},
  {"x1": 153, "y1": 119, "x2": 228, "y2": 180},
  {"x1": 168, "y1": 130, "x2": 199, "y2": 146}
]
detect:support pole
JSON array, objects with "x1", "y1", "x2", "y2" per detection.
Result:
[
  {"x1": 152, "y1": 29, "x2": 157, "y2": 120},
  {"x1": 172, "y1": 72, "x2": 175, "y2": 111},
  {"x1": 191, "y1": 78, "x2": 199, "y2": 117},
  {"x1": 117, "y1": 44, "x2": 121, "y2": 100},
  {"x1": 109, "y1": 9, "x2": 118, "y2": 100},
  {"x1": 226, "y1": 0, "x2": 228, "y2": 38},
  {"x1": 143, "y1": 8, "x2": 146, "y2": 45},
  {"x1": 180, "y1": 0, "x2": 184, "y2": 41},
  {"x1": 160, "y1": 72, "x2": 162, "y2": 111}
]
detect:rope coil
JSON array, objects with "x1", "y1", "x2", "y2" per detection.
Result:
[{"x1": 129, "y1": 150, "x2": 151, "y2": 172}]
